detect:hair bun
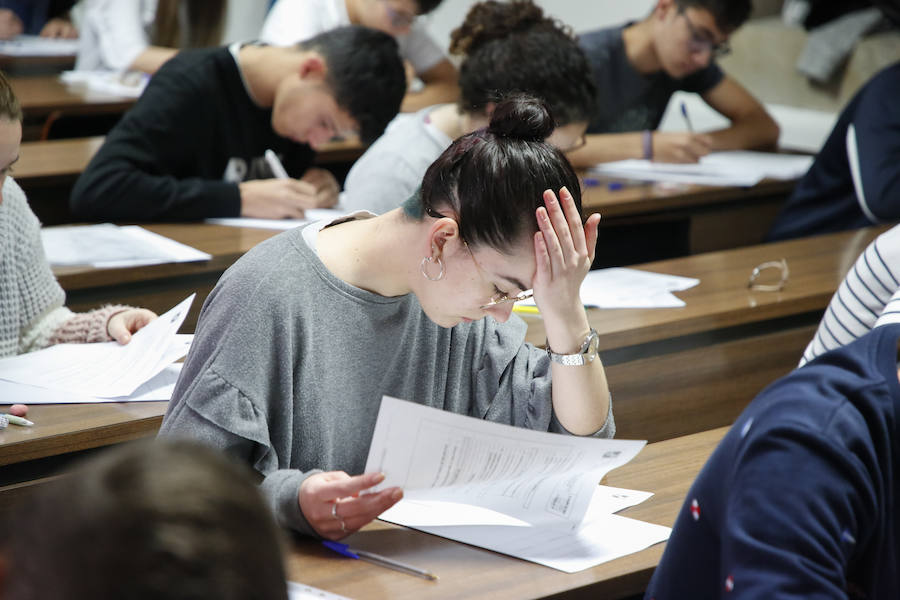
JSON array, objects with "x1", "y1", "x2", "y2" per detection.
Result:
[{"x1": 487, "y1": 95, "x2": 554, "y2": 142}]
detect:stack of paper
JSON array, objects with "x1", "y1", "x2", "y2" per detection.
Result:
[
  {"x1": 519, "y1": 268, "x2": 699, "y2": 310},
  {"x1": 0, "y1": 296, "x2": 194, "y2": 403},
  {"x1": 206, "y1": 208, "x2": 347, "y2": 231},
  {"x1": 0, "y1": 35, "x2": 78, "y2": 57},
  {"x1": 41, "y1": 224, "x2": 211, "y2": 268},
  {"x1": 365, "y1": 397, "x2": 670, "y2": 573},
  {"x1": 590, "y1": 150, "x2": 814, "y2": 187},
  {"x1": 60, "y1": 70, "x2": 149, "y2": 98}
]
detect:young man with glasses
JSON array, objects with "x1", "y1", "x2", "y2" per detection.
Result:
[
  {"x1": 567, "y1": 0, "x2": 779, "y2": 166},
  {"x1": 261, "y1": 0, "x2": 457, "y2": 112}
]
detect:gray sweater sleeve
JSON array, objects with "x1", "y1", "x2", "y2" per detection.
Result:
[{"x1": 160, "y1": 365, "x2": 320, "y2": 536}]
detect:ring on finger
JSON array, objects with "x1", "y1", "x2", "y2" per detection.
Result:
[{"x1": 331, "y1": 502, "x2": 340, "y2": 520}]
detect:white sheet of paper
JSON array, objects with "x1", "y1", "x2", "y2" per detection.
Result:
[
  {"x1": 365, "y1": 396, "x2": 646, "y2": 531},
  {"x1": 379, "y1": 486, "x2": 669, "y2": 573},
  {"x1": 0, "y1": 35, "x2": 78, "y2": 56},
  {"x1": 519, "y1": 268, "x2": 699, "y2": 310},
  {"x1": 287, "y1": 581, "x2": 351, "y2": 600},
  {"x1": 590, "y1": 151, "x2": 813, "y2": 187},
  {"x1": 205, "y1": 209, "x2": 347, "y2": 231},
  {"x1": 0, "y1": 363, "x2": 184, "y2": 404},
  {"x1": 59, "y1": 70, "x2": 148, "y2": 97},
  {"x1": 41, "y1": 224, "x2": 211, "y2": 268},
  {"x1": 0, "y1": 296, "x2": 193, "y2": 398}
]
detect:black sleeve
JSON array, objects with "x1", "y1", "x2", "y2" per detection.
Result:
[
  {"x1": 47, "y1": 0, "x2": 77, "y2": 20},
  {"x1": 69, "y1": 61, "x2": 242, "y2": 221}
]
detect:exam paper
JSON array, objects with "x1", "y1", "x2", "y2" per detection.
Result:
[
  {"x1": 0, "y1": 363, "x2": 184, "y2": 404},
  {"x1": 60, "y1": 70, "x2": 148, "y2": 97},
  {"x1": 590, "y1": 151, "x2": 813, "y2": 187},
  {"x1": 519, "y1": 268, "x2": 699, "y2": 309},
  {"x1": 206, "y1": 209, "x2": 347, "y2": 231},
  {"x1": 366, "y1": 398, "x2": 666, "y2": 572},
  {"x1": 366, "y1": 397, "x2": 646, "y2": 530},
  {"x1": 287, "y1": 581, "x2": 351, "y2": 600},
  {"x1": 0, "y1": 35, "x2": 78, "y2": 56},
  {"x1": 41, "y1": 224, "x2": 211, "y2": 268},
  {"x1": 0, "y1": 296, "x2": 193, "y2": 398}
]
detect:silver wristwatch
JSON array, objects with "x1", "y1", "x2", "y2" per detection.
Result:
[{"x1": 546, "y1": 329, "x2": 600, "y2": 366}]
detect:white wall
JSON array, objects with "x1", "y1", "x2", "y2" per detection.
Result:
[{"x1": 422, "y1": 0, "x2": 657, "y2": 51}]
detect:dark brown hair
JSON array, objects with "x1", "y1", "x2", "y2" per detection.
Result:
[
  {"x1": 0, "y1": 70, "x2": 22, "y2": 122},
  {"x1": 412, "y1": 94, "x2": 582, "y2": 253},
  {"x1": 152, "y1": 0, "x2": 226, "y2": 49},
  {"x1": 448, "y1": 0, "x2": 596, "y2": 126},
  {"x1": 1, "y1": 440, "x2": 289, "y2": 600}
]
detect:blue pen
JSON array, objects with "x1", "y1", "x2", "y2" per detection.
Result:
[
  {"x1": 680, "y1": 101, "x2": 694, "y2": 133},
  {"x1": 322, "y1": 540, "x2": 438, "y2": 581}
]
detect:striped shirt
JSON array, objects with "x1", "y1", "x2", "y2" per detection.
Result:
[{"x1": 801, "y1": 224, "x2": 900, "y2": 366}]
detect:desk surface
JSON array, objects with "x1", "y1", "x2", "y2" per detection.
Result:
[
  {"x1": 285, "y1": 426, "x2": 728, "y2": 600},
  {"x1": 582, "y1": 177, "x2": 795, "y2": 220},
  {"x1": 11, "y1": 74, "x2": 136, "y2": 118},
  {"x1": 0, "y1": 400, "x2": 167, "y2": 467},
  {"x1": 522, "y1": 226, "x2": 886, "y2": 351}
]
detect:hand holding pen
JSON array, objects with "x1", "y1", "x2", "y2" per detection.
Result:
[{"x1": 647, "y1": 101, "x2": 713, "y2": 164}]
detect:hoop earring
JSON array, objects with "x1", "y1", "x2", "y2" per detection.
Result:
[{"x1": 420, "y1": 255, "x2": 444, "y2": 281}]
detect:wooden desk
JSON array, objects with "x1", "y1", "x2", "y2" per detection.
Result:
[
  {"x1": 584, "y1": 177, "x2": 795, "y2": 264},
  {"x1": 522, "y1": 226, "x2": 887, "y2": 442},
  {"x1": 11, "y1": 75, "x2": 135, "y2": 120},
  {"x1": 0, "y1": 53, "x2": 75, "y2": 76},
  {"x1": 18, "y1": 136, "x2": 366, "y2": 225},
  {"x1": 54, "y1": 223, "x2": 280, "y2": 332},
  {"x1": 285, "y1": 426, "x2": 728, "y2": 600}
]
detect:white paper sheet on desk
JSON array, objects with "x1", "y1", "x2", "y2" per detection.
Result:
[
  {"x1": 287, "y1": 581, "x2": 351, "y2": 600},
  {"x1": 379, "y1": 484, "x2": 670, "y2": 573},
  {"x1": 519, "y1": 268, "x2": 699, "y2": 310},
  {"x1": 590, "y1": 151, "x2": 813, "y2": 187},
  {"x1": 59, "y1": 70, "x2": 148, "y2": 97},
  {"x1": 206, "y1": 209, "x2": 347, "y2": 231},
  {"x1": 0, "y1": 296, "x2": 193, "y2": 398},
  {"x1": 0, "y1": 35, "x2": 78, "y2": 56},
  {"x1": 41, "y1": 224, "x2": 211, "y2": 268},
  {"x1": 0, "y1": 363, "x2": 184, "y2": 404}
]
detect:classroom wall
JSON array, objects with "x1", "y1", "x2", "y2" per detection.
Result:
[{"x1": 422, "y1": 0, "x2": 657, "y2": 51}]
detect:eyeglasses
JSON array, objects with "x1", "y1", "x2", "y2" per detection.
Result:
[
  {"x1": 382, "y1": 0, "x2": 416, "y2": 28},
  {"x1": 677, "y1": 5, "x2": 731, "y2": 58},
  {"x1": 424, "y1": 205, "x2": 534, "y2": 309},
  {"x1": 748, "y1": 259, "x2": 789, "y2": 292}
]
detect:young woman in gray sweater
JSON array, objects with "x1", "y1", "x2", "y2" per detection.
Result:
[{"x1": 161, "y1": 95, "x2": 613, "y2": 539}]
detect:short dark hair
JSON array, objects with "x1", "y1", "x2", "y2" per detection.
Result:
[
  {"x1": 676, "y1": 0, "x2": 752, "y2": 31},
  {"x1": 411, "y1": 94, "x2": 582, "y2": 252},
  {"x1": 300, "y1": 26, "x2": 406, "y2": 144},
  {"x1": 449, "y1": 0, "x2": 596, "y2": 126},
  {"x1": 416, "y1": 0, "x2": 443, "y2": 15},
  {"x1": 1, "y1": 440, "x2": 289, "y2": 600}
]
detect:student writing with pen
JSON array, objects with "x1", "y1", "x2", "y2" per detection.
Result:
[
  {"x1": 566, "y1": 0, "x2": 778, "y2": 167},
  {"x1": 160, "y1": 96, "x2": 615, "y2": 540},
  {"x1": 69, "y1": 26, "x2": 406, "y2": 221}
]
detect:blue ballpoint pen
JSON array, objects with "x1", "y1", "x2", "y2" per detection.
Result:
[
  {"x1": 680, "y1": 101, "x2": 695, "y2": 133},
  {"x1": 322, "y1": 540, "x2": 438, "y2": 581}
]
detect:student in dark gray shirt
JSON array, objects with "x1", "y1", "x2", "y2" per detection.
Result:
[
  {"x1": 568, "y1": 0, "x2": 779, "y2": 167},
  {"x1": 160, "y1": 96, "x2": 614, "y2": 540}
]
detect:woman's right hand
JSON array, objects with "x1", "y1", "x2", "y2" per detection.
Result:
[{"x1": 299, "y1": 471, "x2": 403, "y2": 540}]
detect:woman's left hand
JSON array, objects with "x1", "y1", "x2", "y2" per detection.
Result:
[
  {"x1": 531, "y1": 187, "x2": 600, "y2": 338},
  {"x1": 107, "y1": 308, "x2": 158, "y2": 344}
]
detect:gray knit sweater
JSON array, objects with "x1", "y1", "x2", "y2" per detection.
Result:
[{"x1": 160, "y1": 219, "x2": 615, "y2": 536}]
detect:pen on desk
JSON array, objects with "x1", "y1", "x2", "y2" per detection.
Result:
[
  {"x1": 322, "y1": 540, "x2": 438, "y2": 581},
  {"x1": 264, "y1": 149, "x2": 290, "y2": 179},
  {"x1": 680, "y1": 101, "x2": 694, "y2": 133},
  {"x1": 1, "y1": 414, "x2": 33, "y2": 427}
]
